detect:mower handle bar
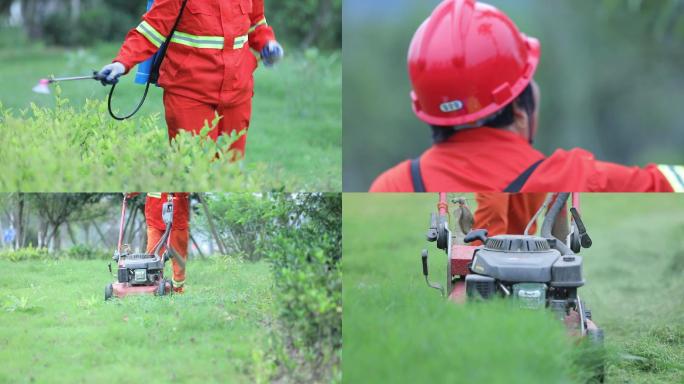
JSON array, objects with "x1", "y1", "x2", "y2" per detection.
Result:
[
  {"x1": 117, "y1": 193, "x2": 177, "y2": 264},
  {"x1": 541, "y1": 193, "x2": 573, "y2": 255}
]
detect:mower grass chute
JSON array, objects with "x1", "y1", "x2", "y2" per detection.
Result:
[
  {"x1": 420, "y1": 192, "x2": 605, "y2": 382},
  {"x1": 104, "y1": 194, "x2": 179, "y2": 301}
]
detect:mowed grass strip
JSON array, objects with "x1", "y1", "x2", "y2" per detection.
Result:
[
  {"x1": 342, "y1": 193, "x2": 684, "y2": 383},
  {"x1": 0, "y1": 258, "x2": 275, "y2": 383}
]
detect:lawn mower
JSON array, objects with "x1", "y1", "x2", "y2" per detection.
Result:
[
  {"x1": 104, "y1": 194, "x2": 181, "y2": 301},
  {"x1": 421, "y1": 192, "x2": 605, "y2": 380}
]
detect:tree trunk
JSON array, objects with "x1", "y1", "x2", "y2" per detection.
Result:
[
  {"x1": 189, "y1": 231, "x2": 204, "y2": 259},
  {"x1": 21, "y1": 0, "x2": 42, "y2": 40},
  {"x1": 91, "y1": 220, "x2": 109, "y2": 248},
  {"x1": 83, "y1": 222, "x2": 90, "y2": 245},
  {"x1": 125, "y1": 205, "x2": 138, "y2": 246},
  {"x1": 70, "y1": 0, "x2": 80, "y2": 21},
  {"x1": 66, "y1": 222, "x2": 78, "y2": 247},
  {"x1": 198, "y1": 194, "x2": 227, "y2": 255},
  {"x1": 301, "y1": 0, "x2": 333, "y2": 48},
  {"x1": 14, "y1": 194, "x2": 24, "y2": 249},
  {"x1": 51, "y1": 225, "x2": 61, "y2": 251},
  {"x1": 38, "y1": 219, "x2": 49, "y2": 248}
]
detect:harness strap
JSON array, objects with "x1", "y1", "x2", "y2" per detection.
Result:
[
  {"x1": 409, "y1": 157, "x2": 545, "y2": 193},
  {"x1": 503, "y1": 158, "x2": 545, "y2": 193},
  {"x1": 410, "y1": 158, "x2": 426, "y2": 192}
]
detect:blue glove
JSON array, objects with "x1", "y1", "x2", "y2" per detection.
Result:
[
  {"x1": 260, "y1": 41, "x2": 284, "y2": 67},
  {"x1": 97, "y1": 62, "x2": 126, "y2": 86}
]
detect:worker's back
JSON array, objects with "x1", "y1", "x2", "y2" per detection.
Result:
[{"x1": 370, "y1": 127, "x2": 680, "y2": 193}]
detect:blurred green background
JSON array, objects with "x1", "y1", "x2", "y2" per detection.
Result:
[{"x1": 343, "y1": 0, "x2": 684, "y2": 191}]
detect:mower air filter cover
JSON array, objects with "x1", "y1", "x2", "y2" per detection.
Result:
[
  {"x1": 513, "y1": 283, "x2": 546, "y2": 309},
  {"x1": 471, "y1": 235, "x2": 560, "y2": 283},
  {"x1": 465, "y1": 274, "x2": 496, "y2": 299},
  {"x1": 551, "y1": 255, "x2": 584, "y2": 287}
]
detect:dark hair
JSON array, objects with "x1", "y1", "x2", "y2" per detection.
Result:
[{"x1": 431, "y1": 83, "x2": 536, "y2": 144}]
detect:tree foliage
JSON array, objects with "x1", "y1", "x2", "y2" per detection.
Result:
[
  {"x1": 199, "y1": 192, "x2": 341, "y2": 382},
  {"x1": 2, "y1": 0, "x2": 341, "y2": 48}
]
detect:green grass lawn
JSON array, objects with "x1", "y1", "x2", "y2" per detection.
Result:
[
  {"x1": 0, "y1": 41, "x2": 341, "y2": 191},
  {"x1": 0, "y1": 257, "x2": 276, "y2": 383},
  {"x1": 342, "y1": 193, "x2": 684, "y2": 383}
]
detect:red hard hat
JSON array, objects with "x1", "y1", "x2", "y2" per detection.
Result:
[{"x1": 408, "y1": 0, "x2": 540, "y2": 127}]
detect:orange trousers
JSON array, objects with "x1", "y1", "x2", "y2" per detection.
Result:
[
  {"x1": 473, "y1": 193, "x2": 548, "y2": 237},
  {"x1": 146, "y1": 226, "x2": 188, "y2": 288},
  {"x1": 163, "y1": 92, "x2": 252, "y2": 158}
]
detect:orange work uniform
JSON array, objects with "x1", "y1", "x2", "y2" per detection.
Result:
[
  {"x1": 473, "y1": 193, "x2": 548, "y2": 237},
  {"x1": 114, "y1": 0, "x2": 276, "y2": 157},
  {"x1": 370, "y1": 127, "x2": 683, "y2": 192},
  {"x1": 145, "y1": 192, "x2": 190, "y2": 290}
]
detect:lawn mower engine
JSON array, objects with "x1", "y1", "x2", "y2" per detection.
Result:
[
  {"x1": 464, "y1": 233, "x2": 585, "y2": 318},
  {"x1": 112, "y1": 249, "x2": 168, "y2": 288}
]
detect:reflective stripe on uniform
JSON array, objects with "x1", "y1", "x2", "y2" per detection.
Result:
[
  {"x1": 248, "y1": 17, "x2": 267, "y2": 33},
  {"x1": 172, "y1": 279, "x2": 185, "y2": 287},
  {"x1": 136, "y1": 21, "x2": 236, "y2": 50},
  {"x1": 147, "y1": 192, "x2": 162, "y2": 199},
  {"x1": 658, "y1": 164, "x2": 684, "y2": 192},
  {"x1": 171, "y1": 31, "x2": 224, "y2": 49},
  {"x1": 233, "y1": 34, "x2": 248, "y2": 49},
  {"x1": 136, "y1": 21, "x2": 165, "y2": 48}
]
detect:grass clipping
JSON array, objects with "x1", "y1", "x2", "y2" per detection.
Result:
[{"x1": 0, "y1": 90, "x2": 285, "y2": 191}]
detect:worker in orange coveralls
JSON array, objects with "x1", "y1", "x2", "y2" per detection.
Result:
[
  {"x1": 99, "y1": 0, "x2": 283, "y2": 159},
  {"x1": 128, "y1": 192, "x2": 190, "y2": 293},
  {"x1": 370, "y1": 0, "x2": 684, "y2": 193},
  {"x1": 472, "y1": 193, "x2": 548, "y2": 237}
]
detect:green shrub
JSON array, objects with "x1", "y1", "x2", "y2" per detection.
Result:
[
  {"x1": 0, "y1": 92, "x2": 288, "y2": 191},
  {"x1": 63, "y1": 244, "x2": 110, "y2": 260},
  {"x1": 201, "y1": 193, "x2": 281, "y2": 261},
  {"x1": 266, "y1": 193, "x2": 341, "y2": 383},
  {"x1": 0, "y1": 246, "x2": 51, "y2": 262},
  {"x1": 205, "y1": 193, "x2": 342, "y2": 382},
  {"x1": 0, "y1": 245, "x2": 110, "y2": 261}
]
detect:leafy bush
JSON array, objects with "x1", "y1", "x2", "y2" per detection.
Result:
[
  {"x1": 200, "y1": 193, "x2": 276, "y2": 261},
  {"x1": 199, "y1": 193, "x2": 342, "y2": 382},
  {"x1": 0, "y1": 245, "x2": 51, "y2": 262},
  {"x1": 64, "y1": 244, "x2": 110, "y2": 260},
  {"x1": 0, "y1": 92, "x2": 287, "y2": 191},
  {"x1": 0, "y1": 244, "x2": 110, "y2": 261},
  {"x1": 266, "y1": 194, "x2": 341, "y2": 383}
]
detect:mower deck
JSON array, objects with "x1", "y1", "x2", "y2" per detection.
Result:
[{"x1": 109, "y1": 281, "x2": 172, "y2": 299}]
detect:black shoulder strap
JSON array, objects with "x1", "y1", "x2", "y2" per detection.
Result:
[
  {"x1": 410, "y1": 157, "x2": 426, "y2": 192},
  {"x1": 504, "y1": 158, "x2": 545, "y2": 193},
  {"x1": 411, "y1": 157, "x2": 544, "y2": 193},
  {"x1": 150, "y1": 0, "x2": 189, "y2": 83}
]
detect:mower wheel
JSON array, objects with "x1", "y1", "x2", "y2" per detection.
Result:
[
  {"x1": 157, "y1": 279, "x2": 167, "y2": 296},
  {"x1": 105, "y1": 283, "x2": 113, "y2": 301}
]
